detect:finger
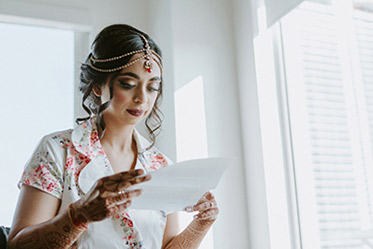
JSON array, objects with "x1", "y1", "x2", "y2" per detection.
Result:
[
  {"x1": 100, "y1": 174, "x2": 151, "y2": 194},
  {"x1": 117, "y1": 175, "x2": 151, "y2": 191},
  {"x1": 122, "y1": 169, "x2": 145, "y2": 177},
  {"x1": 185, "y1": 201, "x2": 216, "y2": 212},
  {"x1": 101, "y1": 169, "x2": 145, "y2": 182},
  {"x1": 128, "y1": 169, "x2": 145, "y2": 176},
  {"x1": 105, "y1": 189, "x2": 143, "y2": 205},
  {"x1": 196, "y1": 191, "x2": 215, "y2": 204},
  {"x1": 193, "y1": 207, "x2": 219, "y2": 220},
  {"x1": 108, "y1": 200, "x2": 132, "y2": 216},
  {"x1": 205, "y1": 192, "x2": 215, "y2": 201},
  {"x1": 184, "y1": 205, "x2": 194, "y2": 212},
  {"x1": 99, "y1": 175, "x2": 134, "y2": 193}
]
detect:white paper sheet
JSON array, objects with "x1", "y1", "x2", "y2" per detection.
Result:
[{"x1": 127, "y1": 157, "x2": 232, "y2": 213}]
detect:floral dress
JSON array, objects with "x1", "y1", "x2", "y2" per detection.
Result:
[{"x1": 19, "y1": 117, "x2": 171, "y2": 249}]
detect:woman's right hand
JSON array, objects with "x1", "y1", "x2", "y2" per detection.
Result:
[{"x1": 69, "y1": 169, "x2": 150, "y2": 227}]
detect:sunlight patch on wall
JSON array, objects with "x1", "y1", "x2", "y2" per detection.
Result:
[
  {"x1": 174, "y1": 75, "x2": 213, "y2": 249},
  {"x1": 174, "y1": 75, "x2": 208, "y2": 162}
]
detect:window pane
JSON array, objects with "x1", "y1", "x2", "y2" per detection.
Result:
[
  {"x1": 0, "y1": 23, "x2": 74, "y2": 226},
  {"x1": 281, "y1": 1, "x2": 373, "y2": 248}
]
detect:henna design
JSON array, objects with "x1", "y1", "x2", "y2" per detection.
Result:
[
  {"x1": 11, "y1": 212, "x2": 82, "y2": 249},
  {"x1": 11, "y1": 170, "x2": 150, "y2": 249},
  {"x1": 103, "y1": 179, "x2": 119, "y2": 191},
  {"x1": 70, "y1": 169, "x2": 149, "y2": 225},
  {"x1": 15, "y1": 231, "x2": 41, "y2": 249},
  {"x1": 97, "y1": 170, "x2": 149, "y2": 198},
  {"x1": 194, "y1": 207, "x2": 219, "y2": 220},
  {"x1": 44, "y1": 231, "x2": 71, "y2": 247},
  {"x1": 70, "y1": 241, "x2": 78, "y2": 249},
  {"x1": 185, "y1": 191, "x2": 219, "y2": 221},
  {"x1": 62, "y1": 225, "x2": 71, "y2": 233},
  {"x1": 163, "y1": 218, "x2": 215, "y2": 249}
]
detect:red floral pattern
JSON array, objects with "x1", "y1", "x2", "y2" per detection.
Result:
[{"x1": 19, "y1": 117, "x2": 169, "y2": 249}]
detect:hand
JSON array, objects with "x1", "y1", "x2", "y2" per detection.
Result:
[
  {"x1": 184, "y1": 192, "x2": 219, "y2": 221},
  {"x1": 69, "y1": 169, "x2": 151, "y2": 227}
]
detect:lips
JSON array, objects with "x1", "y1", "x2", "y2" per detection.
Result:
[{"x1": 127, "y1": 109, "x2": 144, "y2": 117}]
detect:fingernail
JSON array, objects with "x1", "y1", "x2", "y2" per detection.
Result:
[
  {"x1": 185, "y1": 206, "x2": 192, "y2": 212},
  {"x1": 193, "y1": 215, "x2": 198, "y2": 219}
]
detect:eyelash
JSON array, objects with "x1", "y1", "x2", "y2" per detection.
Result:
[
  {"x1": 148, "y1": 86, "x2": 160, "y2": 92},
  {"x1": 119, "y1": 81, "x2": 159, "y2": 92},
  {"x1": 119, "y1": 81, "x2": 135, "y2": 89}
]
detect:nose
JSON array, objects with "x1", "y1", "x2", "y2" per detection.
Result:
[{"x1": 133, "y1": 86, "x2": 147, "y2": 104}]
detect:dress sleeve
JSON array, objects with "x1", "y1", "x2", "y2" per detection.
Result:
[{"x1": 18, "y1": 134, "x2": 65, "y2": 199}]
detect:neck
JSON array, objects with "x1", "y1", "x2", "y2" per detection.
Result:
[{"x1": 98, "y1": 116, "x2": 136, "y2": 153}]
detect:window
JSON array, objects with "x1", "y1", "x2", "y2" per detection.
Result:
[
  {"x1": 0, "y1": 22, "x2": 75, "y2": 226},
  {"x1": 276, "y1": 1, "x2": 373, "y2": 248}
]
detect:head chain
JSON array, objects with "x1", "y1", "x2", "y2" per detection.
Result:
[{"x1": 89, "y1": 34, "x2": 162, "y2": 73}]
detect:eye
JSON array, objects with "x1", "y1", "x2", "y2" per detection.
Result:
[
  {"x1": 119, "y1": 81, "x2": 135, "y2": 89},
  {"x1": 148, "y1": 82, "x2": 160, "y2": 92},
  {"x1": 148, "y1": 86, "x2": 160, "y2": 92}
]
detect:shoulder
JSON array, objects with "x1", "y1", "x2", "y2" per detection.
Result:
[
  {"x1": 44, "y1": 129, "x2": 73, "y2": 145},
  {"x1": 42, "y1": 129, "x2": 73, "y2": 142},
  {"x1": 30, "y1": 129, "x2": 74, "y2": 165},
  {"x1": 37, "y1": 129, "x2": 74, "y2": 152}
]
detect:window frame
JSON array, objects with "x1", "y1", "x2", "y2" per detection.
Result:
[
  {"x1": 260, "y1": 1, "x2": 373, "y2": 248},
  {"x1": 253, "y1": 7, "x2": 303, "y2": 249}
]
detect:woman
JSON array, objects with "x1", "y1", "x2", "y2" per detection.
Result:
[{"x1": 7, "y1": 24, "x2": 218, "y2": 249}]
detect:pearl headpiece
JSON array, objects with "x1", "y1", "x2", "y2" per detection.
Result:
[{"x1": 89, "y1": 34, "x2": 162, "y2": 73}]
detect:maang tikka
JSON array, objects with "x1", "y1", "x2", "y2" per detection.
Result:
[{"x1": 89, "y1": 34, "x2": 162, "y2": 73}]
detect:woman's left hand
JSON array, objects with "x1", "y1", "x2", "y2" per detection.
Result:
[{"x1": 184, "y1": 192, "x2": 219, "y2": 221}]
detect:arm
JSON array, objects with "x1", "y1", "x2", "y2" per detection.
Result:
[
  {"x1": 163, "y1": 219, "x2": 215, "y2": 249},
  {"x1": 162, "y1": 212, "x2": 180, "y2": 247},
  {"x1": 8, "y1": 169, "x2": 150, "y2": 249},
  {"x1": 8, "y1": 185, "x2": 83, "y2": 249},
  {"x1": 162, "y1": 192, "x2": 219, "y2": 249}
]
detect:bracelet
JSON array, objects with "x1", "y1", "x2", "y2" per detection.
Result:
[{"x1": 68, "y1": 203, "x2": 88, "y2": 231}]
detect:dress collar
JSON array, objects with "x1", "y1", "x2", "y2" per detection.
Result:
[
  {"x1": 71, "y1": 116, "x2": 101, "y2": 158},
  {"x1": 75, "y1": 116, "x2": 153, "y2": 194},
  {"x1": 71, "y1": 116, "x2": 152, "y2": 157}
]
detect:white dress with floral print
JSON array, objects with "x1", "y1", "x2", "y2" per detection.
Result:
[{"x1": 19, "y1": 117, "x2": 171, "y2": 249}]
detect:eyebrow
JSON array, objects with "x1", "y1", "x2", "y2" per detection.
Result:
[{"x1": 117, "y1": 72, "x2": 161, "y2": 81}]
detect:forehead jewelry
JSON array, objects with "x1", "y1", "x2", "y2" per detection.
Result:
[
  {"x1": 89, "y1": 34, "x2": 162, "y2": 73},
  {"x1": 142, "y1": 35, "x2": 153, "y2": 73}
]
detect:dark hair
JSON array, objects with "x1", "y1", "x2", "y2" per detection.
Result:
[{"x1": 77, "y1": 24, "x2": 163, "y2": 149}]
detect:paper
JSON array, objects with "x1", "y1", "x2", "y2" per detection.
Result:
[{"x1": 127, "y1": 157, "x2": 232, "y2": 213}]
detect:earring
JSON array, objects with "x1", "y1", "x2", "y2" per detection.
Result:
[{"x1": 93, "y1": 87, "x2": 101, "y2": 97}]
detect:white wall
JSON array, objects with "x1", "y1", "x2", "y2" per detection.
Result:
[
  {"x1": 144, "y1": 0, "x2": 177, "y2": 162},
  {"x1": 0, "y1": 0, "x2": 253, "y2": 248},
  {"x1": 169, "y1": 1, "x2": 250, "y2": 248}
]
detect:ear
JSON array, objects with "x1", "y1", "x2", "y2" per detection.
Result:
[{"x1": 92, "y1": 86, "x2": 101, "y2": 97}]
